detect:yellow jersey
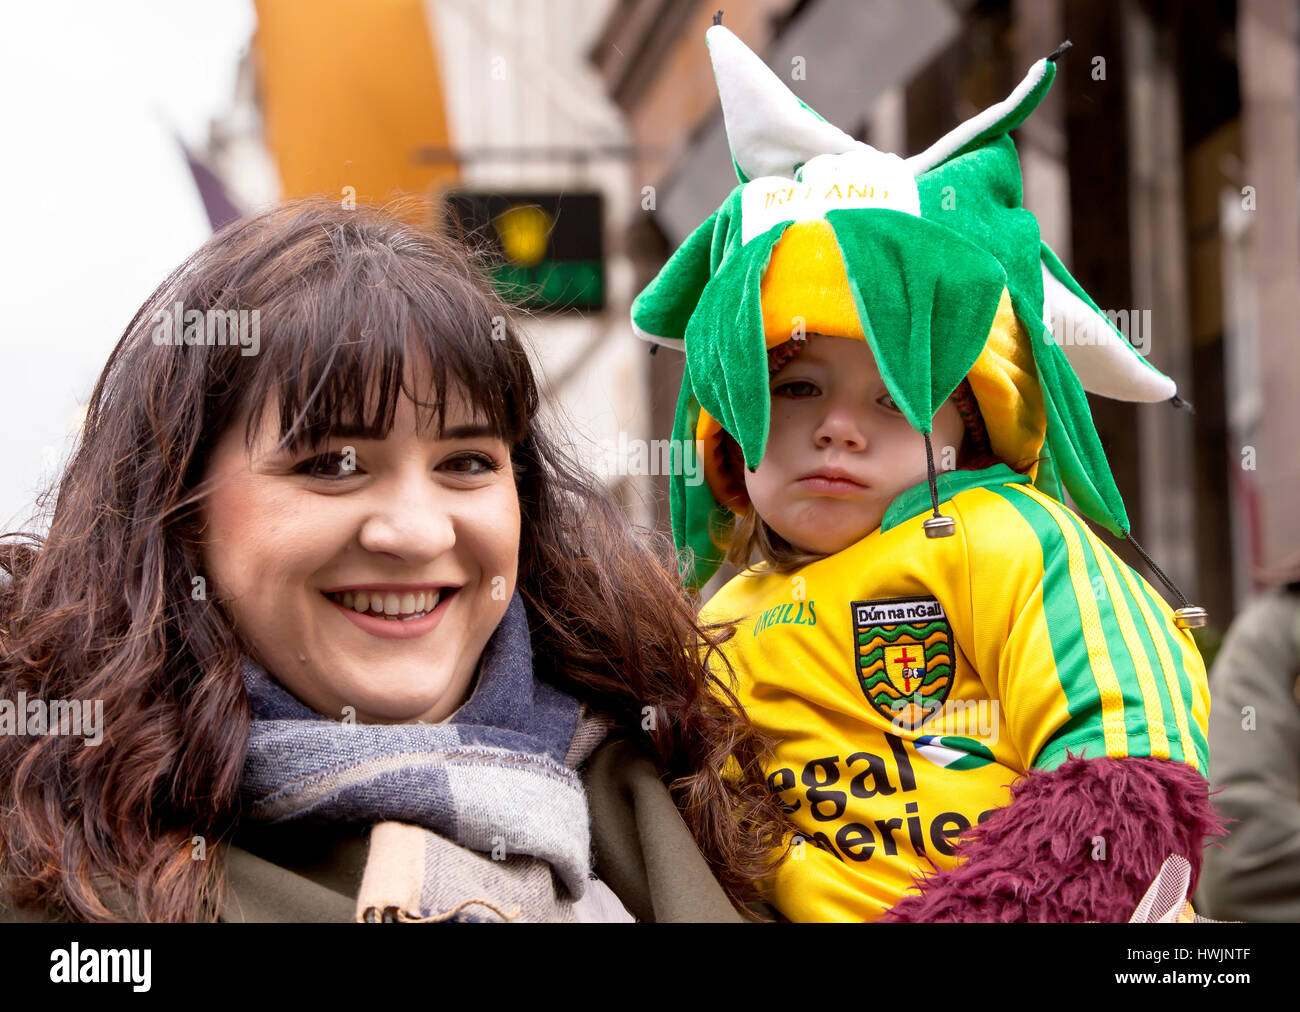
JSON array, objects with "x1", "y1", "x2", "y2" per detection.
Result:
[{"x1": 701, "y1": 463, "x2": 1211, "y2": 922}]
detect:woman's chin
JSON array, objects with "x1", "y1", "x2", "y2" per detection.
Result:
[
  {"x1": 316, "y1": 674, "x2": 460, "y2": 725},
  {"x1": 352, "y1": 700, "x2": 454, "y2": 725}
]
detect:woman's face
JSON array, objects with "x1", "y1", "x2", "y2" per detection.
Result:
[{"x1": 200, "y1": 367, "x2": 521, "y2": 724}]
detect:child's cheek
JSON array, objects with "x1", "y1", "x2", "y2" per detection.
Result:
[{"x1": 770, "y1": 395, "x2": 814, "y2": 443}]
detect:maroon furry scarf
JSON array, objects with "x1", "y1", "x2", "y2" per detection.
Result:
[{"x1": 879, "y1": 755, "x2": 1226, "y2": 922}]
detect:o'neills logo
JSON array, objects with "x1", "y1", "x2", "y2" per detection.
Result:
[
  {"x1": 0, "y1": 692, "x2": 103, "y2": 747},
  {"x1": 852, "y1": 596, "x2": 953, "y2": 730},
  {"x1": 151, "y1": 302, "x2": 260, "y2": 356}
]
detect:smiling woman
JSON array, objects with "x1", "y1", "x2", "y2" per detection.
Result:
[
  {"x1": 201, "y1": 377, "x2": 522, "y2": 727},
  {"x1": 0, "y1": 197, "x2": 793, "y2": 923}
]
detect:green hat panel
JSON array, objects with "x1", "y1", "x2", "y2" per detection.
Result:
[
  {"x1": 824, "y1": 208, "x2": 1008, "y2": 436},
  {"x1": 1039, "y1": 240, "x2": 1176, "y2": 397},
  {"x1": 630, "y1": 187, "x2": 748, "y2": 348},
  {"x1": 1034, "y1": 435, "x2": 1064, "y2": 502},
  {"x1": 668, "y1": 376, "x2": 732, "y2": 589},
  {"x1": 629, "y1": 206, "x2": 719, "y2": 348},
  {"x1": 684, "y1": 220, "x2": 791, "y2": 470},
  {"x1": 914, "y1": 133, "x2": 1132, "y2": 536},
  {"x1": 1020, "y1": 310, "x2": 1132, "y2": 536},
  {"x1": 916, "y1": 133, "x2": 1045, "y2": 325}
]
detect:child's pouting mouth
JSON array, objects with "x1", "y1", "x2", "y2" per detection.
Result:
[{"x1": 797, "y1": 466, "x2": 869, "y2": 492}]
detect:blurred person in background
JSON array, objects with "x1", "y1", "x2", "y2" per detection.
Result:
[{"x1": 1197, "y1": 557, "x2": 1300, "y2": 922}]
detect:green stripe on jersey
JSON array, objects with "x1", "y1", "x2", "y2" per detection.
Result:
[
  {"x1": 1132, "y1": 577, "x2": 1210, "y2": 775},
  {"x1": 985, "y1": 485, "x2": 1131, "y2": 761}
]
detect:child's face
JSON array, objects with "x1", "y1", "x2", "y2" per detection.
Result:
[{"x1": 743, "y1": 334, "x2": 967, "y2": 555}]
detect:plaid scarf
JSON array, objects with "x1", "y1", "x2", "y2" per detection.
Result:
[{"x1": 238, "y1": 590, "x2": 612, "y2": 921}]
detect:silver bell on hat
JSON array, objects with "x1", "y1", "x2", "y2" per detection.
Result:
[
  {"x1": 921, "y1": 435, "x2": 955, "y2": 539},
  {"x1": 1173, "y1": 606, "x2": 1208, "y2": 631},
  {"x1": 923, "y1": 515, "x2": 955, "y2": 538}
]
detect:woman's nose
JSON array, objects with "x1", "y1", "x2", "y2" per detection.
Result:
[{"x1": 356, "y1": 472, "x2": 456, "y2": 561}]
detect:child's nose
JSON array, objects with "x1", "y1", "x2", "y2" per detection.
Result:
[{"x1": 814, "y1": 403, "x2": 868, "y2": 450}]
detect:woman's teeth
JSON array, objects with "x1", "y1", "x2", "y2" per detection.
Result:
[{"x1": 328, "y1": 589, "x2": 446, "y2": 621}]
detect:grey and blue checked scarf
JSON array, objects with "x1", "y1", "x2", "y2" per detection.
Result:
[{"x1": 238, "y1": 590, "x2": 613, "y2": 921}]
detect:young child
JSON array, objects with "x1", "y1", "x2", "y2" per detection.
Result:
[{"x1": 630, "y1": 22, "x2": 1223, "y2": 922}]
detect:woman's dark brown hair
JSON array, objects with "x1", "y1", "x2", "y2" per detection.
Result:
[{"x1": 0, "y1": 197, "x2": 792, "y2": 921}]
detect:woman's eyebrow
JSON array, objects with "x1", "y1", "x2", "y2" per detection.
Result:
[{"x1": 437, "y1": 423, "x2": 500, "y2": 440}]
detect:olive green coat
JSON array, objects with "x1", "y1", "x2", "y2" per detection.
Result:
[{"x1": 0, "y1": 739, "x2": 749, "y2": 923}]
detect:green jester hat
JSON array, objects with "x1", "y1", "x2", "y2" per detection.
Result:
[{"x1": 630, "y1": 21, "x2": 1204, "y2": 630}]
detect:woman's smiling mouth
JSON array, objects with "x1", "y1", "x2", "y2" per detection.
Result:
[{"x1": 321, "y1": 585, "x2": 461, "y2": 639}]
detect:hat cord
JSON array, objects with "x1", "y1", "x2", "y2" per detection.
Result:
[
  {"x1": 1120, "y1": 529, "x2": 1191, "y2": 610},
  {"x1": 924, "y1": 433, "x2": 941, "y2": 518}
]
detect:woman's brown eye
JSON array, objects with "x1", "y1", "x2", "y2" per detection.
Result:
[
  {"x1": 441, "y1": 453, "x2": 503, "y2": 475},
  {"x1": 297, "y1": 452, "x2": 357, "y2": 479}
]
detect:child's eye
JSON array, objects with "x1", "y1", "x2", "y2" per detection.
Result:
[
  {"x1": 296, "y1": 451, "x2": 360, "y2": 480},
  {"x1": 877, "y1": 392, "x2": 902, "y2": 413},
  {"x1": 774, "y1": 380, "x2": 820, "y2": 398}
]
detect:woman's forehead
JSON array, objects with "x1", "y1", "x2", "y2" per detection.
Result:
[
  {"x1": 388, "y1": 344, "x2": 502, "y2": 432},
  {"x1": 402, "y1": 384, "x2": 497, "y2": 438}
]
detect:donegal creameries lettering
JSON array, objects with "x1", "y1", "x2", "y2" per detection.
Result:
[{"x1": 765, "y1": 732, "x2": 996, "y2": 863}]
